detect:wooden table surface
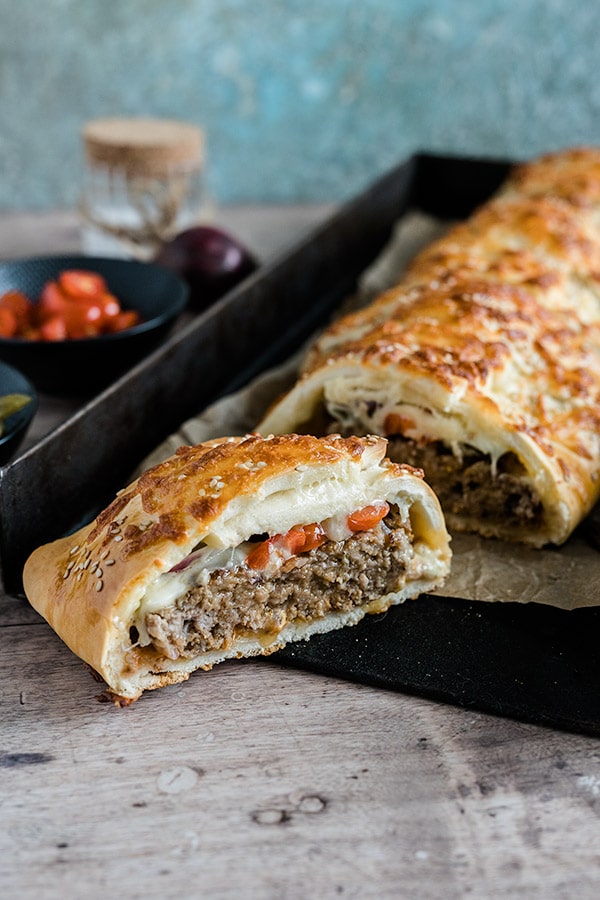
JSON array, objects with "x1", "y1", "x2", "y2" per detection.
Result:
[{"x1": 1, "y1": 208, "x2": 599, "y2": 900}]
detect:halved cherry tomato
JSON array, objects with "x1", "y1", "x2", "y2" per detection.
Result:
[
  {"x1": 58, "y1": 269, "x2": 107, "y2": 300},
  {"x1": 0, "y1": 307, "x2": 18, "y2": 337},
  {"x1": 103, "y1": 309, "x2": 140, "y2": 333},
  {"x1": 95, "y1": 292, "x2": 121, "y2": 322},
  {"x1": 0, "y1": 290, "x2": 33, "y2": 330},
  {"x1": 347, "y1": 502, "x2": 390, "y2": 533},
  {"x1": 38, "y1": 281, "x2": 69, "y2": 321},
  {"x1": 60, "y1": 301, "x2": 103, "y2": 339},
  {"x1": 40, "y1": 316, "x2": 68, "y2": 341}
]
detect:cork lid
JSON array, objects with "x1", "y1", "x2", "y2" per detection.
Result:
[{"x1": 82, "y1": 117, "x2": 204, "y2": 174}]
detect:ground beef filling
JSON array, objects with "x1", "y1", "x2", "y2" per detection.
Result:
[
  {"x1": 386, "y1": 436, "x2": 543, "y2": 529},
  {"x1": 144, "y1": 508, "x2": 412, "y2": 660}
]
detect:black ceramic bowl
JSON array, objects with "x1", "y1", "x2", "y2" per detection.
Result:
[
  {"x1": 0, "y1": 255, "x2": 188, "y2": 395},
  {"x1": 0, "y1": 360, "x2": 37, "y2": 465}
]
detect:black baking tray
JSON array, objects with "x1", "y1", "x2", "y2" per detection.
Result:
[
  {"x1": 0, "y1": 151, "x2": 511, "y2": 596},
  {"x1": 275, "y1": 596, "x2": 600, "y2": 738},
  {"x1": 6, "y1": 150, "x2": 596, "y2": 737}
]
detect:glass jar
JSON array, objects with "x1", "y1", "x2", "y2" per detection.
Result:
[{"x1": 80, "y1": 117, "x2": 210, "y2": 261}]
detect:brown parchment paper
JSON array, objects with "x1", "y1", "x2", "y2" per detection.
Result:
[{"x1": 136, "y1": 212, "x2": 600, "y2": 611}]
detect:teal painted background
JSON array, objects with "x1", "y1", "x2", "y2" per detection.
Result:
[{"x1": 2, "y1": 0, "x2": 600, "y2": 211}]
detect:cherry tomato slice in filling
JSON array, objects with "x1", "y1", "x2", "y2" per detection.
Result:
[{"x1": 347, "y1": 502, "x2": 390, "y2": 533}]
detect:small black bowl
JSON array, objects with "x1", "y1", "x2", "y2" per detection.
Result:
[
  {"x1": 0, "y1": 361, "x2": 37, "y2": 465},
  {"x1": 0, "y1": 255, "x2": 189, "y2": 395}
]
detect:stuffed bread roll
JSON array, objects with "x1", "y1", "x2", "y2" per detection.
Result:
[
  {"x1": 258, "y1": 147, "x2": 600, "y2": 548},
  {"x1": 23, "y1": 433, "x2": 451, "y2": 704}
]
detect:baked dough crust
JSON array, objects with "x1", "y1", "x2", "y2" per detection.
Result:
[
  {"x1": 258, "y1": 147, "x2": 600, "y2": 547},
  {"x1": 23, "y1": 433, "x2": 451, "y2": 702}
]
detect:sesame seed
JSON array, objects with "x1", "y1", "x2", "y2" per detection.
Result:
[
  {"x1": 77, "y1": 572, "x2": 83, "y2": 581},
  {"x1": 100, "y1": 549, "x2": 109, "y2": 559},
  {"x1": 95, "y1": 580, "x2": 103, "y2": 592},
  {"x1": 96, "y1": 568, "x2": 103, "y2": 578},
  {"x1": 69, "y1": 545, "x2": 80, "y2": 555},
  {"x1": 63, "y1": 570, "x2": 70, "y2": 580},
  {"x1": 105, "y1": 559, "x2": 115, "y2": 566},
  {"x1": 90, "y1": 562, "x2": 98, "y2": 573},
  {"x1": 114, "y1": 535, "x2": 123, "y2": 542},
  {"x1": 83, "y1": 558, "x2": 91, "y2": 569}
]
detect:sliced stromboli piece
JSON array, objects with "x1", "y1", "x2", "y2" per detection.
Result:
[
  {"x1": 23, "y1": 433, "x2": 451, "y2": 703},
  {"x1": 258, "y1": 147, "x2": 600, "y2": 547}
]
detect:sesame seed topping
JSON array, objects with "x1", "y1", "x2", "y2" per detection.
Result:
[
  {"x1": 96, "y1": 568, "x2": 103, "y2": 578},
  {"x1": 69, "y1": 545, "x2": 80, "y2": 555},
  {"x1": 77, "y1": 572, "x2": 83, "y2": 581},
  {"x1": 100, "y1": 549, "x2": 109, "y2": 559},
  {"x1": 95, "y1": 580, "x2": 104, "y2": 592},
  {"x1": 63, "y1": 570, "x2": 70, "y2": 580},
  {"x1": 105, "y1": 559, "x2": 115, "y2": 566},
  {"x1": 114, "y1": 535, "x2": 123, "y2": 542},
  {"x1": 90, "y1": 562, "x2": 98, "y2": 573},
  {"x1": 83, "y1": 558, "x2": 91, "y2": 569}
]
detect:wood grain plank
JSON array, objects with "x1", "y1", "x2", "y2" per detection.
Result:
[{"x1": 2, "y1": 623, "x2": 600, "y2": 898}]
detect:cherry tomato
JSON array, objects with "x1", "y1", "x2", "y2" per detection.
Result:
[
  {"x1": 0, "y1": 307, "x2": 18, "y2": 337},
  {"x1": 95, "y1": 292, "x2": 121, "y2": 322},
  {"x1": 58, "y1": 269, "x2": 107, "y2": 300},
  {"x1": 347, "y1": 502, "x2": 390, "y2": 533},
  {"x1": 38, "y1": 281, "x2": 69, "y2": 321},
  {"x1": 0, "y1": 290, "x2": 33, "y2": 330},
  {"x1": 61, "y1": 301, "x2": 103, "y2": 339},
  {"x1": 40, "y1": 316, "x2": 68, "y2": 341},
  {"x1": 103, "y1": 310, "x2": 140, "y2": 333}
]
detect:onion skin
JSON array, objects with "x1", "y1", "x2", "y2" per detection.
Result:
[{"x1": 154, "y1": 226, "x2": 258, "y2": 309}]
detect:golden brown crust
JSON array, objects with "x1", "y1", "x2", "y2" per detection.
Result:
[
  {"x1": 504, "y1": 146, "x2": 600, "y2": 208},
  {"x1": 258, "y1": 147, "x2": 600, "y2": 546}
]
